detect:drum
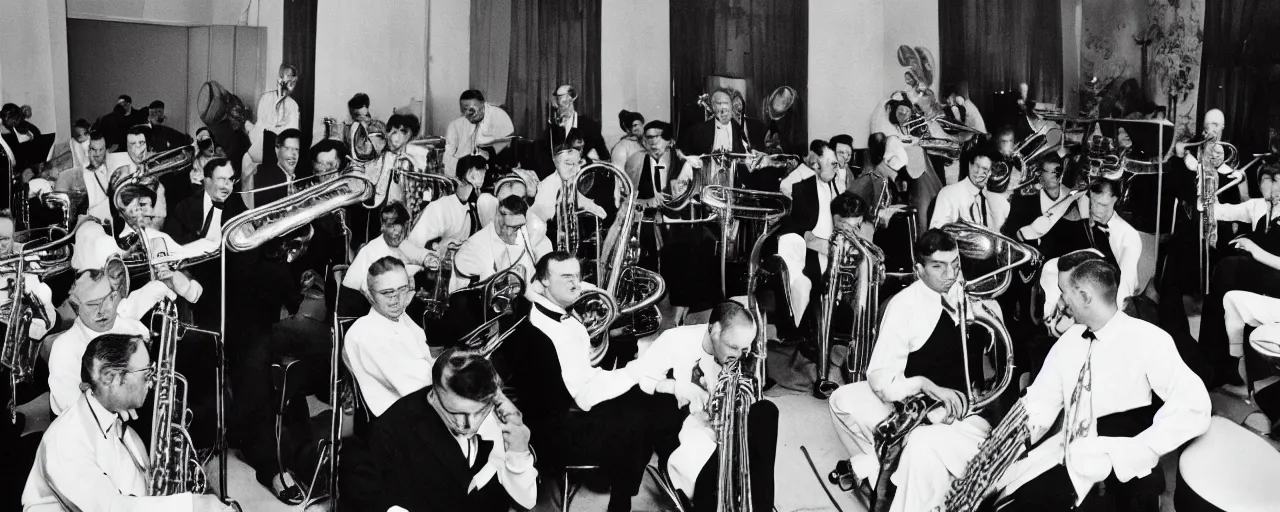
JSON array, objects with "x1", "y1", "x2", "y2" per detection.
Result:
[{"x1": 1175, "y1": 416, "x2": 1280, "y2": 511}]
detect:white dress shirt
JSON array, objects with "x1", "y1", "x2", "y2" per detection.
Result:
[
  {"x1": 866, "y1": 279, "x2": 964, "y2": 402},
  {"x1": 341, "y1": 237, "x2": 429, "y2": 297},
  {"x1": 443, "y1": 104, "x2": 515, "y2": 175},
  {"x1": 528, "y1": 292, "x2": 635, "y2": 410},
  {"x1": 48, "y1": 317, "x2": 151, "y2": 416},
  {"x1": 54, "y1": 162, "x2": 113, "y2": 221},
  {"x1": 531, "y1": 174, "x2": 605, "y2": 223},
  {"x1": 930, "y1": 178, "x2": 1008, "y2": 231},
  {"x1": 713, "y1": 120, "x2": 733, "y2": 151},
  {"x1": 1216, "y1": 197, "x2": 1278, "y2": 225},
  {"x1": 998, "y1": 313, "x2": 1211, "y2": 504},
  {"x1": 24, "y1": 392, "x2": 194, "y2": 511},
  {"x1": 343, "y1": 311, "x2": 433, "y2": 417},
  {"x1": 406, "y1": 194, "x2": 483, "y2": 250},
  {"x1": 369, "y1": 144, "x2": 433, "y2": 206},
  {"x1": 454, "y1": 412, "x2": 538, "y2": 508},
  {"x1": 451, "y1": 220, "x2": 551, "y2": 292},
  {"x1": 625, "y1": 325, "x2": 722, "y2": 497}
]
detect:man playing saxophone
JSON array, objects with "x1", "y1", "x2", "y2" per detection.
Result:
[
  {"x1": 625, "y1": 300, "x2": 778, "y2": 511},
  {"x1": 828, "y1": 229, "x2": 990, "y2": 512},
  {"x1": 991, "y1": 258, "x2": 1210, "y2": 511},
  {"x1": 24, "y1": 333, "x2": 235, "y2": 511}
]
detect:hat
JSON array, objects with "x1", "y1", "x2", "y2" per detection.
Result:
[{"x1": 71, "y1": 221, "x2": 125, "y2": 271}]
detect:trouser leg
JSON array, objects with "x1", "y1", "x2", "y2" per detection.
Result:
[
  {"x1": 748, "y1": 401, "x2": 779, "y2": 511},
  {"x1": 828, "y1": 381, "x2": 891, "y2": 484},
  {"x1": 889, "y1": 417, "x2": 990, "y2": 512},
  {"x1": 997, "y1": 464, "x2": 1078, "y2": 512}
]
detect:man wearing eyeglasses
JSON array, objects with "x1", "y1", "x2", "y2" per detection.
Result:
[
  {"x1": 344, "y1": 256, "x2": 435, "y2": 417},
  {"x1": 47, "y1": 262, "x2": 169, "y2": 417},
  {"x1": 339, "y1": 201, "x2": 431, "y2": 317},
  {"x1": 25, "y1": 333, "x2": 236, "y2": 511}
]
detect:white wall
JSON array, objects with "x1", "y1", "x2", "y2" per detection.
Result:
[
  {"x1": 428, "y1": 0, "x2": 471, "y2": 136},
  {"x1": 0, "y1": 0, "x2": 71, "y2": 138},
  {"x1": 600, "y1": 0, "x2": 671, "y2": 149},
  {"x1": 66, "y1": 0, "x2": 211, "y2": 25},
  {"x1": 314, "y1": 0, "x2": 430, "y2": 137},
  {"x1": 808, "y1": 0, "x2": 939, "y2": 148},
  {"x1": 210, "y1": 0, "x2": 283, "y2": 104}
]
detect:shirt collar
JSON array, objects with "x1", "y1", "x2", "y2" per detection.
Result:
[
  {"x1": 85, "y1": 391, "x2": 124, "y2": 438},
  {"x1": 1090, "y1": 311, "x2": 1128, "y2": 340},
  {"x1": 529, "y1": 291, "x2": 569, "y2": 319},
  {"x1": 960, "y1": 178, "x2": 982, "y2": 195},
  {"x1": 203, "y1": 191, "x2": 214, "y2": 212}
]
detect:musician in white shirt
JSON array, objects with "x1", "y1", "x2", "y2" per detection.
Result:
[
  {"x1": 115, "y1": 184, "x2": 205, "y2": 304},
  {"x1": 344, "y1": 256, "x2": 435, "y2": 417},
  {"x1": 341, "y1": 202, "x2": 431, "y2": 302},
  {"x1": 48, "y1": 263, "x2": 169, "y2": 416},
  {"x1": 407, "y1": 154, "x2": 492, "y2": 254},
  {"x1": 930, "y1": 146, "x2": 1007, "y2": 231},
  {"x1": 369, "y1": 113, "x2": 432, "y2": 207},
  {"x1": 452, "y1": 195, "x2": 551, "y2": 291},
  {"x1": 25, "y1": 333, "x2": 235, "y2": 511},
  {"x1": 55, "y1": 131, "x2": 114, "y2": 221},
  {"x1": 444, "y1": 90, "x2": 515, "y2": 176},
  {"x1": 531, "y1": 146, "x2": 608, "y2": 224},
  {"x1": 994, "y1": 258, "x2": 1210, "y2": 510},
  {"x1": 249, "y1": 64, "x2": 300, "y2": 165},
  {"x1": 625, "y1": 300, "x2": 778, "y2": 511}
]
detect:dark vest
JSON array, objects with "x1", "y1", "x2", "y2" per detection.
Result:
[
  {"x1": 903, "y1": 310, "x2": 985, "y2": 393},
  {"x1": 1248, "y1": 214, "x2": 1280, "y2": 255},
  {"x1": 1054, "y1": 219, "x2": 1118, "y2": 267}
]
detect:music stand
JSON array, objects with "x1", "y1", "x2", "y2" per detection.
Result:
[{"x1": 1082, "y1": 118, "x2": 1176, "y2": 264}]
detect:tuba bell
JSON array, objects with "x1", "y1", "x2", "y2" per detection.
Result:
[
  {"x1": 943, "y1": 220, "x2": 1042, "y2": 299},
  {"x1": 814, "y1": 228, "x2": 885, "y2": 398},
  {"x1": 456, "y1": 268, "x2": 528, "y2": 358},
  {"x1": 569, "y1": 287, "x2": 618, "y2": 366},
  {"x1": 595, "y1": 162, "x2": 666, "y2": 339}
]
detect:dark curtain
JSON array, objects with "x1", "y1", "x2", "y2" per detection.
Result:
[
  {"x1": 1198, "y1": 0, "x2": 1280, "y2": 187},
  {"x1": 669, "y1": 0, "x2": 808, "y2": 144},
  {"x1": 471, "y1": 0, "x2": 512, "y2": 106},
  {"x1": 506, "y1": 0, "x2": 602, "y2": 139},
  {"x1": 938, "y1": 0, "x2": 1063, "y2": 126},
  {"x1": 283, "y1": 0, "x2": 318, "y2": 149}
]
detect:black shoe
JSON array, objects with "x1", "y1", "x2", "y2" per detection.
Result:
[{"x1": 257, "y1": 471, "x2": 305, "y2": 506}]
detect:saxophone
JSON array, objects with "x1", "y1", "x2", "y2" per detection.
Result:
[
  {"x1": 148, "y1": 298, "x2": 209, "y2": 496},
  {"x1": 934, "y1": 401, "x2": 1030, "y2": 512}
]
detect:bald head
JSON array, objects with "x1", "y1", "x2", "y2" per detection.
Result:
[{"x1": 1204, "y1": 109, "x2": 1225, "y2": 139}]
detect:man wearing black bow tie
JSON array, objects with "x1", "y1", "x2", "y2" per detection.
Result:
[
  {"x1": 492, "y1": 252, "x2": 682, "y2": 512},
  {"x1": 164, "y1": 157, "x2": 247, "y2": 330}
]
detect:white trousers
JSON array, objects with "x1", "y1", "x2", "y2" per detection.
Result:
[
  {"x1": 778, "y1": 232, "x2": 826, "y2": 326},
  {"x1": 828, "y1": 381, "x2": 990, "y2": 512},
  {"x1": 1224, "y1": 291, "x2": 1280, "y2": 357}
]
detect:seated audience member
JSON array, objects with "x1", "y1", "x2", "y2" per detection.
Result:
[
  {"x1": 24, "y1": 333, "x2": 235, "y2": 512},
  {"x1": 993, "y1": 259, "x2": 1210, "y2": 511},
  {"x1": 339, "y1": 201, "x2": 430, "y2": 315},
  {"x1": 341, "y1": 350, "x2": 536, "y2": 512},
  {"x1": 492, "y1": 252, "x2": 681, "y2": 512},
  {"x1": 626, "y1": 300, "x2": 778, "y2": 511},
  {"x1": 343, "y1": 256, "x2": 434, "y2": 417}
]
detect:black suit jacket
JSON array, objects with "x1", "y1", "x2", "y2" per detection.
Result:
[
  {"x1": 784, "y1": 176, "x2": 829, "y2": 237},
  {"x1": 251, "y1": 163, "x2": 312, "y2": 207},
  {"x1": 677, "y1": 118, "x2": 764, "y2": 155},
  {"x1": 545, "y1": 114, "x2": 611, "y2": 162},
  {"x1": 162, "y1": 192, "x2": 248, "y2": 329},
  {"x1": 340, "y1": 386, "x2": 512, "y2": 512},
  {"x1": 1003, "y1": 191, "x2": 1044, "y2": 240}
]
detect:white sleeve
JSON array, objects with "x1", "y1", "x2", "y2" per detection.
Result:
[
  {"x1": 866, "y1": 296, "x2": 926, "y2": 402},
  {"x1": 1214, "y1": 200, "x2": 1257, "y2": 224},
  {"x1": 530, "y1": 181, "x2": 557, "y2": 222},
  {"x1": 1130, "y1": 330, "x2": 1212, "y2": 458},
  {"x1": 1115, "y1": 227, "x2": 1143, "y2": 304},
  {"x1": 345, "y1": 324, "x2": 435, "y2": 401},
  {"x1": 551, "y1": 328, "x2": 635, "y2": 411},
  {"x1": 625, "y1": 332, "x2": 678, "y2": 394},
  {"x1": 1022, "y1": 334, "x2": 1068, "y2": 434},
  {"x1": 117, "y1": 281, "x2": 177, "y2": 321},
  {"x1": 407, "y1": 202, "x2": 448, "y2": 250},
  {"x1": 46, "y1": 334, "x2": 82, "y2": 416},
  {"x1": 929, "y1": 189, "x2": 957, "y2": 229},
  {"x1": 486, "y1": 107, "x2": 515, "y2": 141},
  {"x1": 496, "y1": 449, "x2": 538, "y2": 509},
  {"x1": 42, "y1": 435, "x2": 195, "y2": 512},
  {"x1": 342, "y1": 247, "x2": 372, "y2": 292},
  {"x1": 443, "y1": 121, "x2": 462, "y2": 175}
]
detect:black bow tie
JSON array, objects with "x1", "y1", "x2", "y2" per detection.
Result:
[{"x1": 534, "y1": 302, "x2": 567, "y2": 322}]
